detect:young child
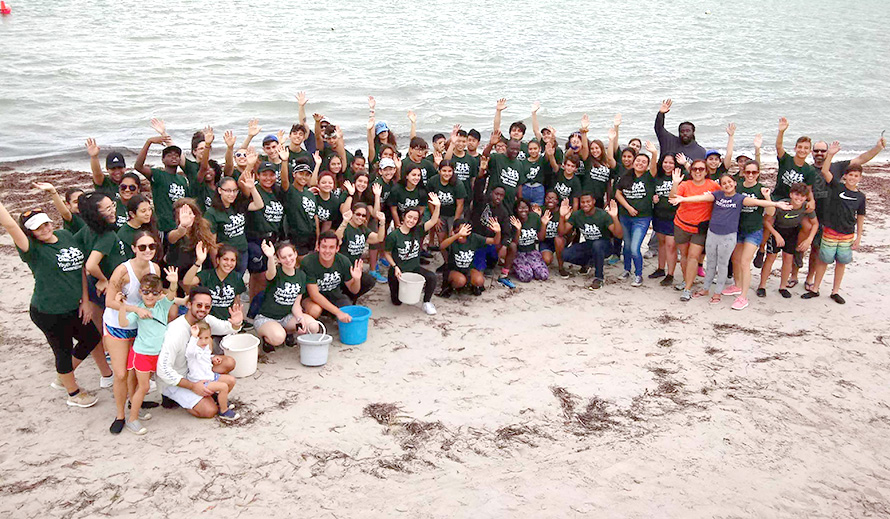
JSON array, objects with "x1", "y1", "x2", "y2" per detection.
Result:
[
  {"x1": 187, "y1": 321, "x2": 239, "y2": 421},
  {"x1": 756, "y1": 183, "x2": 818, "y2": 298},
  {"x1": 118, "y1": 267, "x2": 185, "y2": 435}
]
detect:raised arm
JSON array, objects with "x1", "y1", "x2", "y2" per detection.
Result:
[
  {"x1": 645, "y1": 141, "x2": 658, "y2": 177},
  {"x1": 296, "y1": 91, "x2": 308, "y2": 127},
  {"x1": 313, "y1": 113, "x2": 325, "y2": 151},
  {"x1": 753, "y1": 133, "x2": 763, "y2": 165},
  {"x1": 183, "y1": 241, "x2": 208, "y2": 287},
  {"x1": 367, "y1": 97, "x2": 376, "y2": 160},
  {"x1": 86, "y1": 138, "x2": 104, "y2": 186},
  {"x1": 199, "y1": 126, "x2": 213, "y2": 180},
  {"x1": 134, "y1": 135, "x2": 170, "y2": 178},
  {"x1": 444, "y1": 124, "x2": 460, "y2": 161},
  {"x1": 821, "y1": 141, "x2": 841, "y2": 184},
  {"x1": 33, "y1": 182, "x2": 72, "y2": 222},
  {"x1": 545, "y1": 142, "x2": 560, "y2": 172},
  {"x1": 335, "y1": 209, "x2": 351, "y2": 241},
  {"x1": 850, "y1": 133, "x2": 887, "y2": 167},
  {"x1": 531, "y1": 101, "x2": 542, "y2": 141},
  {"x1": 335, "y1": 126, "x2": 348, "y2": 170},
  {"x1": 241, "y1": 119, "x2": 260, "y2": 150},
  {"x1": 724, "y1": 123, "x2": 736, "y2": 170},
  {"x1": 407, "y1": 110, "x2": 417, "y2": 139},
  {"x1": 0, "y1": 198, "x2": 29, "y2": 252},
  {"x1": 605, "y1": 200, "x2": 623, "y2": 239},
  {"x1": 776, "y1": 117, "x2": 788, "y2": 158},
  {"x1": 605, "y1": 121, "x2": 618, "y2": 168},
  {"x1": 261, "y1": 240, "x2": 277, "y2": 281},
  {"x1": 492, "y1": 98, "x2": 507, "y2": 140},
  {"x1": 654, "y1": 99, "x2": 674, "y2": 144},
  {"x1": 223, "y1": 130, "x2": 235, "y2": 177},
  {"x1": 557, "y1": 199, "x2": 573, "y2": 236},
  {"x1": 538, "y1": 210, "x2": 551, "y2": 241},
  {"x1": 241, "y1": 171, "x2": 264, "y2": 211},
  {"x1": 422, "y1": 193, "x2": 441, "y2": 232},
  {"x1": 579, "y1": 114, "x2": 590, "y2": 161}
]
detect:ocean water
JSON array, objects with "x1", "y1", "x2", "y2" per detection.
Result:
[{"x1": 0, "y1": 0, "x2": 888, "y2": 168}]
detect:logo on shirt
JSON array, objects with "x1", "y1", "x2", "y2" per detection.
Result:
[
  {"x1": 781, "y1": 170, "x2": 805, "y2": 186},
  {"x1": 265, "y1": 200, "x2": 284, "y2": 223},
  {"x1": 554, "y1": 182, "x2": 572, "y2": 199},
  {"x1": 581, "y1": 223, "x2": 603, "y2": 241},
  {"x1": 546, "y1": 219, "x2": 558, "y2": 238},
  {"x1": 168, "y1": 183, "x2": 186, "y2": 202},
  {"x1": 527, "y1": 165, "x2": 541, "y2": 182},
  {"x1": 626, "y1": 180, "x2": 647, "y2": 200},
  {"x1": 347, "y1": 233, "x2": 366, "y2": 257},
  {"x1": 273, "y1": 281, "x2": 302, "y2": 306},
  {"x1": 501, "y1": 167, "x2": 520, "y2": 188},
  {"x1": 210, "y1": 284, "x2": 236, "y2": 308},
  {"x1": 116, "y1": 213, "x2": 128, "y2": 228},
  {"x1": 317, "y1": 205, "x2": 331, "y2": 221},
  {"x1": 399, "y1": 196, "x2": 420, "y2": 212},
  {"x1": 223, "y1": 213, "x2": 245, "y2": 238},
  {"x1": 838, "y1": 192, "x2": 858, "y2": 201},
  {"x1": 455, "y1": 162, "x2": 471, "y2": 181},
  {"x1": 437, "y1": 190, "x2": 455, "y2": 207},
  {"x1": 318, "y1": 271, "x2": 343, "y2": 292},
  {"x1": 57, "y1": 246, "x2": 85, "y2": 272},
  {"x1": 517, "y1": 150, "x2": 527, "y2": 161},
  {"x1": 301, "y1": 196, "x2": 316, "y2": 218},
  {"x1": 453, "y1": 248, "x2": 474, "y2": 269},
  {"x1": 519, "y1": 227, "x2": 537, "y2": 246},
  {"x1": 588, "y1": 165, "x2": 610, "y2": 183},
  {"x1": 398, "y1": 238, "x2": 420, "y2": 262}
]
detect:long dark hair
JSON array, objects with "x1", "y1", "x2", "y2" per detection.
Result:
[
  {"x1": 436, "y1": 160, "x2": 457, "y2": 187},
  {"x1": 210, "y1": 176, "x2": 249, "y2": 213},
  {"x1": 78, "y1": 192, "x2": 116, "y2": 234},
  {"x1": 125, "y1": 194, "x2": 158, "y2": 231},
  {"x1": 352, "y1": 172, "x2": 374, "y2": 207}
]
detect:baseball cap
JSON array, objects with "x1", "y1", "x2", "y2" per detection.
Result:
[
  {"x1": 162, "y1": 145, "x2": 182, "y2": 157},
  {"x1": 262, "y1": 134, "x2": 279, "y2": 145},
  {"x1": 23, "y1": 211, "x2": 52, "y2": 231},
  {"x1": 379, "y1": 158, "x2": 397, "y2": 169},
  {"x1": 705, "y1": 149, "x2": 721, "y2": 158},
  {"x1": 736, "y1": 152, "x2": 752, "y2": 160},
  {"x1": 374, "y1": 121, "x2": 390, "y2": 136},
  {"x1": 258, "y1": 161, "x2": 276, "y2": 172},
  {"x1": 106, "y1": 152, "x2": 126, "y2": 170}
]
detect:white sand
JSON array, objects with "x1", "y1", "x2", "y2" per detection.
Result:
[{"x1": 1, "y1": 170, "x2": 889, "y2": 518}]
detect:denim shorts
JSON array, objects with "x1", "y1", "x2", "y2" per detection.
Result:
[{"x1": 737, "y1": 228, "x2": 763, "y2": 245}]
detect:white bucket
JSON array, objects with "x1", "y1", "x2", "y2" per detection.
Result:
[
  {"x1": 297, "y1": 322, "x2": 333, "y2": 367},
  {"x1": 221, "y1": 334, "x2": 260, "y2": 378},
  {"x1": 398, "y1": 272, "x2": 425, "y2": 304}
]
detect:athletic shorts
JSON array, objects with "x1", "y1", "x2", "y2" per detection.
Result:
[
  {"x1": 162, "y1": 384, "x2": 203, "y2": 409},
  {"x1": 127, "y1": 349, "x2": 158, "y2": 372},
  {"x1": 819, "y1": 227, "x2": 854, "y2": 265},
  {"x1": 247, "y1": 239, "x2": 269, "y2": 274},
  {"x1": 253, "y1": 313, "x2": 297, "y2": 331},
  {"x1": 104, "y1": 322, "x2": 137, "y2": 340},
  {"x1": 652, "y1": 216, "x2": 675, "y2": 236},
  {"x1": 737, "y1": 228, "x2": 764, "y2": 246},
  {"x1": 766, "y1": 226, "x2": 799, "y2": 255},
  {"x1": 87, "y1": 275, "x2": 105, "y2": 308},
  {"x1": 674, "y1": 225, "x2": 706, "y2": 246},
  {"x1": 539, "y1": 237, "x2": 556, "y2": 253}
]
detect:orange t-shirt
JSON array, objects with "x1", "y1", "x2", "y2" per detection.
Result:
[{"x1": 674, "y1": 179, "x2": 721, "y2": 233}]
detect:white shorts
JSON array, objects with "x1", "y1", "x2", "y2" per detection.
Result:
[{"x1": 162, "y1": 384, "x2": 204, "y2": 410}]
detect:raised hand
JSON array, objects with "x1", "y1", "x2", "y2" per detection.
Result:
[
  {"x1": 607, "y1": 127, "x2": 617, "y2": 141},
  {"x1": 495, "y1": 98, "x2": 507, "y2": 112},
  {"x1": 278, "y1": 146, "x2": 289, "y2": 161},
  {"x1": 312, "y1": 150, "x2": 321, "y2": 165},
  {"x1": 407, "y1": 110, "x2": 416, "y2": 124},
  {"x1": 760, "y1": 187, "x2": 772, "y2": 200},
  {"x1": 450, "y1": 123, "x2": 461, "y2": 141},
  {"x1": 246, "y1": 147, "x2": 259, "y2": 167},
  {"x1": 652, "y1": 194, "x2": 660, "y2": 205},
  {"x1": 228, "y1": 300, "x2": 244, "y2": 327},
  {"x1": 343, "y1": 180, "x2": 355, "y2": 196},
  {"x1": 559, "y1": 198, "x2": 571, "y2": 217},
  {"x1": 203, "y1": 126, "x2": 214, "y2": 145},
  {"x1": 541, "y1": 209, "x2": 552, "y2": 225},
  {"x1": 581, "y1": 114, "x2": 589, "y2": 131},
  {"x1": 296, "y1": 91, "x2": 307, "y2": 106},
  {"x1": 85, "y1": 138, "x2": 100, "y2": 157},
  {"x1": 261, "y1": 239, "x2": 275, "y2": 258},
  {"x1": 613, "y1": 113, "x2": 622, "y2": 127},
  {"x1": 342, "y1": 209, "x2": 353, "y2": 222},
  {"x1": 276, "y1": 129, "x2": 285, "y2": 143},
  {"x1": 350, "y1": 259, "x2": 363, "y2": 280},
  {"x1": 726, "y1": 122, "x2": 736, "y2": 136},
  {"x1": 487, "y1": 217, "x2": 500, "y2": 233},
  {"x1": 879, "y1": 132, "x2": 887, "y2": 150},
  {"x1": 190, "y1": 324, "x2": 200, "y2": 338},
  {"x1": 313, "y1": 113, "x2": 324, "y2": 122},
  {"x1": 428, "y1": 192, "x2": 441, "y2": 207},
  {"x1": 248, "y1": 119, "x2": 261, "y2": 137},
  {"x1": 239, "y1": 169, "x2": 256, "y2": 188},
  {"x1": 645, "y1": 140, "x2": 657, "y2": 155},
  {"x1": 509, "y1": 216, "x2": 522, "y2": 230},
  {"x1": 368, "y1": 96, "x2": 376, "y2": 110},
  {"x1": 195, "y1": 240, "x2": 208, "y2": 264},
  {"x1": 367, "y1": 116, "x2": 375, "y2": 130},
  {"x1": 371, "y1": 183, "x2": 382, "y2": 197},
  {"x1": 178, "y1": 205, "x2": 196, "y2": 229},
  {"x1": 778, "y1": 117, "x2": 789, "y2": 132},
  {"x1": 675, "y1": 152, "x2": 688, "y2": 167},
  {"x1": 659, "y1": 99, "x2": 672, "y2": 114},
  {"x1": 32, "y1": 181, "x2": 57, "y2": 194},
  {"x1": 828, "y1": 140, "x2": 841, "y2": 156},
  {"x1": 545, "y1": 141, "x2": 555, "y2": 156},
  {"x1": 150, "y1": 118, "x2": 166, "y2": 135},
  {"x1": 607, "y1": 199, "x2": 619, "y2": 217},
  {"x1": 753, "y1": 133, "x2": 763, "y2": 149},
  {"x1": 531, "y1": 204, "x2": 542, "y2": 216},
  {"x1": 376, "y1": 210, "x2": 385, "y2": 222},
  {"x1": 480, "y1": 156, "x2": 489, "y2": 170},
  {"x1": 224, "y1": 130, "x2": 236, "y2": 148},
  {"x1": 531, "y1": 101, "x2": 541, "y2": 113},
  {"x1": 164, "y1": 266, "x2": 179, "y2": 285}
]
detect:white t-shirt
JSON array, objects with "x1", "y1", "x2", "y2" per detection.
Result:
[{"x1": 185, "y1": 337, "x2": 216, "y2": 383}]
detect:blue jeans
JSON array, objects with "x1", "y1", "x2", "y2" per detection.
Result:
[
  {"x1": 620, "y1": 215, "x2": 651, "y2": 276},
  {"x1": 563, "y1": 239, "x2": 610, "y2": 279},
  {"x1": 521, "y1": 183, "x2": 545, "y2": 206},
  {"x1": 473, "y1": 244, "x2": 498, "y2": 271}
]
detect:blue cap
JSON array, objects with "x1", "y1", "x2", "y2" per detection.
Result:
[
  {"x1": 705, "y1": 149, "x2": 721, "y2": 158},
  {"x1": 262, "y1": 134, "x2": 278, "y2": 144},
  {"x1": 374, "y1": 121, "x2": 390, "y2": 136}
]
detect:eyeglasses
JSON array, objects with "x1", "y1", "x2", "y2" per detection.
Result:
[
  {"x1": 219, "y1": 188, "x2": 239, "y2": 193},
  {"x1": 141, "y1": 289, "x2": 162, "y2": 296},
  {"x1": 120, "y1": 184, "x2": 138, "y2": 191},
  {"x1": 690, "y1": 167, "x2": 706, "y2": 172},
  {"x1": 136, "y1": 243, "x2": 158, "y2": 251},
  {"x1": 234, "y1": 152, "x2": 247, "y2": 158}
]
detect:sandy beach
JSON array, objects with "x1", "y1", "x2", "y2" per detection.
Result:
[{"x1": 1, "y1": 164, "x2": 889, "y2": 518}]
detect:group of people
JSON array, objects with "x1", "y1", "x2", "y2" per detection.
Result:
[{"x1": 3, "y1": 94, "x2": 883, "y2": 435}]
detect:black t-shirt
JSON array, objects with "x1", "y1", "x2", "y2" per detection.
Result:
[
  {"x1": 470, "y1": 200, "x2": 510, "y2": 243},
  {"x1": 824, "y1": 176, "x2": 865, "y2": 235}
]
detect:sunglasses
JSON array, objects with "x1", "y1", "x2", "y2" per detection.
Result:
[
  {"x1": 234, "y1": 152, "x2": 248, "y2": 158},
  {"x1": 813, "y1": 149, "x2": 828, "y2": 153},
  {"x1": 120, "y1": 184, "x2": 138, "y2": 191},
  {"x1": 354, "y1": 213, "x2": 368, "y2": 218},
  {"x1": 141, "y1": 289, "x2": 162, "y2": 296},
  {"x1": 690, "y1": 167, "x2": 706, "y2": 172},
  {"x1": 136, "y1": 243, "x2": 158, "y2": 251}
]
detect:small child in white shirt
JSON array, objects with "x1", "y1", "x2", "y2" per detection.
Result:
[{"x1": 186, "y1": 322, "x2": 239, "y2": 421}]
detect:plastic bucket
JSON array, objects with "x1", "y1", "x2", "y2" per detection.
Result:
[
  {"x1": 398, "y1": 272, "x2": 425, "y2": 304},
  {"x1": 338, "y1": 305, "x2": 372, "y2": 345},
  {"x1": 297, "y1": 322, "x2": 333, "y2": 367},
  {"x1": 220, "y1": 334, "x2": 260, "y2": 378}
]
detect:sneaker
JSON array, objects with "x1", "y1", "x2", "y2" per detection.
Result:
[
  {"x1": 369, "y1": 269, "x2": 387, "y2": 283},
  {"x1": 631, "y1": 275, "x2": 643, "y2": 287},
  {"x1": 660, "y1": 275, "x2": 674, "y2": 287},
  {"x1": 697, "y1": 266, "x2": 705, "y2": 277},
  {"x1": 377, "y1": 257, "x2": 390, "y2": 268},
  {"x1": 680, "y1": 289, "x2": 692, "y2": 302},
  {"x1": 606, "y1": 255, "x2": 620, "y2": 265},
  {"x1": 801, "y1": 291, "x2": 820, "y2": 299},
  {"x1": 779, "y1": 288, "x2": 792, "y2": 298},
  {"x1": 422, "y1": 302, "x2": 437, "y2": 315},
  {"x1": 644, "y1": 249, "x2": 657, "y2": 259},
  {"x1": 51, "y1": 376, "x2": 66, "y2": 390},
  {"x1": 67, "y1": 390, "x2": 98, "y2": 408},
  {"x1": 756, "y1": 288, "x2": 766, "y2": 298},
  {"x1": 558, "y1": 268, "x2": 570, "y2": 279},
  {"x1": 438, "y1": 285, "x2": 454, "y2": 298},
  {"x1": 126, "y1": 420, "x2": 147, "y2": 435},
  {"x1": 721, "y1": 285, "x2": 742, "y2": 296},
  {"x1": 471, "y1": 285, "x2": 483, "y2": 296},
  {"x1": 731, "y1": 297, "x2": 749, "y2": 310},
  {"x1": 100, "y1": 375, "x2": 114, "y2": 389},
  {"x1": 149, "y1": 379, "x2": 157, "y2": 394},
  {"x1": 578, "y1": 265, "x2": 590, "y2": 275},
  {"x1": 674, "y1": 281, "x2": 685, "y2": 291},
  {"x1": 618, "y1": 271, "x2": 632, "y2": 281},
  {"x1": 109, "y1": 418, "x2": 125, "y2": 434},
  {"x1": 497, "y1": 277, "x2": 516, "y2": 289},
  {"x1": 218, "y1": 409, "x2": 240, "y2": 422},
  {"x1": 648, "y1": 269, "x2": 665, "y2": 279},
  {"x1": 588, "y1": 278, "x2": 604, "y2": 290},
  {"x1": 753, "y1": 250, "x2": 765, "y2": 268}
]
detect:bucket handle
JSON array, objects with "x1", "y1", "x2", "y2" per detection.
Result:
[{"x1": 308, "y1": 319, "x2": 327, "y2": 337}]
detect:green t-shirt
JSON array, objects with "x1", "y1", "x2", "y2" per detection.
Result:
[
  {"x1": 583, "y1": 159, "x2": 612, "y2": 200},
  {"x1": 183, "y1": 158, "x2": 201, "y2": 186},
  {"x1": 390, "y1": 184, "x2": 427, "y2": 214},
  {"x1": 75, "y1": 226, "x2": 128, "y2": 279},
  {"x1": 126, "y1": 297, "x2": 175, "y2": 355},
  {"x1": 116, "y1": 223, "x2": 140, "y2": 259},
  {"x1": 774, "y1": 153, "x2": 817, "y2": 199},
  {"x1": 426, "y1": 175, "x2": 467, "y2": 218},
  {"x1": 287, "y1": 148, "x2": 313, "y2": 177},
  {"x1": 197, "y1": 268, "x2": 246, "y2": 320},
  {"x1": 737, "y1": 182, "x2": 767, "y2": 234},
  {"x1": 568, "y1": 209, "x2": 614, "y2": 242},
  {"x1": 94, "y1": 176, "x2": 120, "y2": 201},
  {"x1": 653, "y1": 175, "x2": 677, "y2": 220},
  {"x1": 447, "y1": 232, "x2": 487, "y2": 272},
  {"x1": 340, "y1": 224, "x2": 371, "y2": 263},
  {"x1": 617, "y1": 173, "x2": 656, "y2": 218},
  {"x1": 63, "y1": 214, "x2": 85, "y2": 235},
  {"x1": 373, "y1": 177, "x2": 395, "y2": 207},
  {"x1": 450, "y1": 153, "x2": 478, "y2": 196},
  {"x1": 488, "y1": 153, "x2": 526, "y2": 209},
  {"x1": 553, "y1": 170, "x2": 582, "y2": 202},
  {"x1": 149, "y1": 167, "x2": 189, "y2": 232},
  {"x1": 524, "y1": 155, "x2": 547, "y2": 185},
  {"x1": 191, "y1": 181, "x2": 215, "y2": 214},
  {"x1": 249, "y1": 187, "x2": 285, "y2": 237},
  {"x1": 517, "y1": 212, "x2": 542, "y2": 252},
  {"x1": 385, "y1": 227, "x2": 422, "y2": 272},
  {"x1": 258, "y1": 267, "x2": 307, "y2": 320},
  {"x1": 115, "y1": 199, "x2": 128, "y2": 229},
  {"x1": 301, "y1": 252, "x2": 353, "y2": 295},
  {"x1": 284, "y1": 185, "x2": 317, "y2": 238},
  {"x1": 205, "y1": 205, "x2": 248, "y2": 252},
  {"x1": 541, "y1": 147, "x2": 563, "y2": 188},
  {"x1": 321, "y1": 147, "x2": 354, "y2": 173},
  {"x1": 401, "y1": 157, "x2": 437, "y2": 185},
  {"x1": 708, "y1": 163, "x2": 730, "y2": 181},
  {"x1": 18, "y1": 231, "x2": 86, "y2": 314},
  {"x1": 315, "y1": 191, "x2": 341, "y2": 223}
]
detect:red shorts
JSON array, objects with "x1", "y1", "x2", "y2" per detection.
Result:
[{"x1": 127, "y1": 349, "x2": 158, "y2": 373}]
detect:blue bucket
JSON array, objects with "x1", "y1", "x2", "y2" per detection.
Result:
[{"x1": 338, "y1": 305, "x2": 372, "y2": 345}]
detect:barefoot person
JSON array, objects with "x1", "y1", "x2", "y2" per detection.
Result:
[
  {"x1": 1, "y1": 200, "x2": 100, "y2": 409},
  {"x1": 157, "y1": 286, "x2": 240, "y2": 418}
]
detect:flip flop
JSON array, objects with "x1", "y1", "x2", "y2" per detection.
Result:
[
  {"x1": 709, "y1": 295, "x2": 722, "y2": 305},
  {"x1": 805, "y1": 282, "x2": 815, "y2": 292},
  {"x1": 786, "y1": 279, "x2": 798, "y2": 288}
]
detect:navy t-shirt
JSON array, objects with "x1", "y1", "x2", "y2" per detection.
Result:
[{"x1": 708, "y1": 191, "x2": 746, "y2": 235}]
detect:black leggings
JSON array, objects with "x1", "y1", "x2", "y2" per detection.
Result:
[
  {"x1": 388, "y1": 266, "x2": 436, "y2": 304},
  {"x1": 29, "y1": 306, "x2": 100, "y2": 374}
]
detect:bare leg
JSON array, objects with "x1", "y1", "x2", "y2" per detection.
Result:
[
  {"x1": 104, "y1": 337, "x2": 132, "y2": 420},
  {"x1": 779, "y1": 252, "x2": 793, "y2": 289},
  {"x1": 684, "y1": 243, "x2": 704, "y2": 290},
  {"x1": 831, "y1": 263, "x2": 846, "y2": 295},
  {"x1": 664, "y1": 235, "x2": 677, "y2": 277},
  {"x1": 129, "y1": 371, "x2": 151, "y2": 423},
  {"x1": 187, "y1": 396, "x2": 219, "y2": 418},
  {"x1": 758, "y1": 253, "x2": 778, "y2": 289}
]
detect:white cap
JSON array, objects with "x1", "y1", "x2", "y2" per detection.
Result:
[
  {"x1": 379, "y1": 158, "x2": 397, "y2": 169},
  {"x1": 23, "y1": 212, "x2": 52, "y2": 230}
]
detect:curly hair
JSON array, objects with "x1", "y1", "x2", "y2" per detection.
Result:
[
  {"x1": 172, "y1": 197, "x2": 217, "y2": 255},
  {"x1": 78, "y1": 192, "x2": 116, "y2": 234}
]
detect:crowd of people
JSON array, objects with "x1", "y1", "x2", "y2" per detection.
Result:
[{"x1": 2, "y1": 94, "x2": 884, "y2": 435}]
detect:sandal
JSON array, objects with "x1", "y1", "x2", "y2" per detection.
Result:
[
  {"x1": 709, "y1": 295, "x2": 722, "y2": 305},
  {"x1": 786, "y1": 279, "x2": 798, "y2": 288},
  {"x1": 804, "y1": 281, "x2": 815, "y2": 292},
  {"x1": 693, "y1": 289, "x2": 709, "y2": 298},
  {"x1": 830, "y1": 293, "x2": 846, "y2": 305}
]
